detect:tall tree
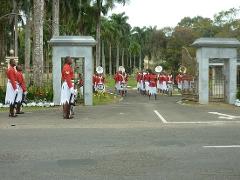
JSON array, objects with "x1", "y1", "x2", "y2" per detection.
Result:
[
  {"x1": 131, "y1": 26, "x2": 147, "y2": 70},
  {"x1": 101, "y1": 17, "x2": 114, "y2": 75},
  {"x1": 22, "y1": 0, "x2": 32, "y2": 84},
  {"x1": 128, "y1": 40, "x2": 140, "y2": 70},
  {"x1": 13, "y1": 0, "x2": 18, "y2": 56},
  {"x1": 0, "y1": 0, "x2": 12, "y2": 63},
  {"x1": 52, "y1": 0, "x2": 59, "y2": 36},
  {"x1": 110, "y1": 12, "x2": 130, "y2": 71},
  {"x1": 91, "y1": 0, "x2": 128, "y2": 67},
  {"x1": 33, "y1": 0, "x2": 44, "y2": 87}
]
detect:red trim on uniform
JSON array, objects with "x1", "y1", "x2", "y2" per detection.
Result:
[
  {"x1": 16, "y1": 71, "x2": 27, "y2": 92},
  {"x1": 149, "y1": 74, "x2": 157, "y2": 87},
  {"x1": 93, "y1": 75, "x2": 105, "y2": 85},
  {"x1": 6, "y1": 66, "x2": 17, "y2": 90},
  {"x1": 62, "y1": 64, "x2": 74, "y2": 88}
]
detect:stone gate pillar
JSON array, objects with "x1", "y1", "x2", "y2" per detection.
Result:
[
  {"x1": 196, "y1": 48, "x2": 209, "y2": 104},
  {"x1": 192, "y1": 38, "x2": 240, "y2": 104},
  {"x1": 49, "y1": 36, "x2": 96, "y2": 105}
]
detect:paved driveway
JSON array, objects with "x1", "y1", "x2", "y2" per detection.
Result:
[{"x1": 0, "y1": 91, "x2": 240, "y2": 180}]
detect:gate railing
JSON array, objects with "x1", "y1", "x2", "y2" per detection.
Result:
[{"x1": 209, "y1": 76, "x2": 225, "y2": 102}]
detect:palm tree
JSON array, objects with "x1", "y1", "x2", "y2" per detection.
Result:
[
  {"x1": 91, "y1": 0, "x2": 128, "y2": 67},
  {"x1": 0, "y1": 1, "x2": 13, "y2": 63},
  {"x1": 33, "y1": 0, "x2": 44, "y2": 87},
  {"x1": 101, "y1": 17, "x2": 110, "y2": 75},
  {"x1": 131, "y1": 26, "x2": 147, "y2": 70},
  {"x1": 60, "y1": 0, "x2": 94, "y2": 35},
  {"x1": 129, "y1": 40, "x2": 140, "y2": 71},
  {"x1": 101, "y1": 17, "x2": 114, "y2": 75},
  {"x1": 110, "y1": 12, "x2": 130, "y2": 71},
  {"x1": 21, "y1": 0, "x2": 32, "y2": 84},
  {"x1": 52, "y1": 0, "x2": 59, "y2": 36}
]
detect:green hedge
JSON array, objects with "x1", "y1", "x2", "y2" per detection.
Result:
[{"x1": 27, "y1": 86, "x2": 53, "y2": 102}]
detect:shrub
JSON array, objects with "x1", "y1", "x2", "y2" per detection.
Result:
[
  {"x1": 27, "y1": 85, "x2": 53, "y2": 102},
  {"x1": 0, "y1": 87, "x2": 5, "y2": 103}
]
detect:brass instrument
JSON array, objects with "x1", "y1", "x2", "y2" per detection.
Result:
[
  {"x1": 96, "y1": 66, "x2": 104, "y2": 74},
  {"x1": 178, "y1": 65, "x2": 187, "y2": 74},
  {"x1": 155, "y1": 66, "x2": 163, "y2": 73},
  {"x1": 118, "y1": 66, "x2": 125, "y2": 73}
]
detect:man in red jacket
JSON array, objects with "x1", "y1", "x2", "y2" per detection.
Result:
[
  {"x1": 5, "y1": 59, "x2": 18, "y2": 117},
  {"x1": 148, "y1": 70, "x2": 157, "y2": 100},
  {"x1": 61, "y1": 56, "x2": 75, "y2": 119},
  {"x1": 94, "y1": 72, "x2": 105, "y2": 93},
  {"x1": 114, "y1": 71, "x2": 119, "y2": 94},
  {"x1": 176, "y1": 73, "x2": 183, "y2": 90},
  {"x1": 16, "y1": 65, "x2": 27, "y2": 114}
]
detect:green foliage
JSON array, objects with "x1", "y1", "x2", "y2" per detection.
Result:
[
  {"x1": 2, "y1": 1, "x2": 240, "y2": 80},
  {"x1": 0, "y1": 87, "x2": 5, "y2": 103},
  {"x1": 27, "y1": 85, "x2": 53, "y2": 102},
  {"x1": 0, "y1": 86, "x2": 53, "y2": 103}
]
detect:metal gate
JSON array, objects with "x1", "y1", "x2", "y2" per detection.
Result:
[
  {"x1": 181, "y1": 75, "x2": 199, "y2": 101},
  {"x1": 209, "y1": 74, "x2": 225, "y2": 102}
]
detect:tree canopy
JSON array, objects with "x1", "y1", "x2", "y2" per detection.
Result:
[{"x1": 0, "y1": 1, "x2": 240, "y2": 83}]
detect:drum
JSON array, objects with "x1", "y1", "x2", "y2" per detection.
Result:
[
  {"x1": 120, "y1": 82, "x2": 127, "y2": 90},
  {"x1": 96, "y1": 83, "x2": 105, "y2": 92}
]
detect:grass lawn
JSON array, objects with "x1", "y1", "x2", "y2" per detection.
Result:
[{"x1": 93, "y1": 92, "x2": 120, "y2": 105}]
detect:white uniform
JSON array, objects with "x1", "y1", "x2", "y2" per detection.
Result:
[
  {"x1": 5, "y1": 66, "x2": 18, "y2": 105},
  {"x1": 5, "y1": 80, "x2": 17, "y2": 105},
  {"x1": 60, "y1": 64, "x2": 74, "y2": 105}
]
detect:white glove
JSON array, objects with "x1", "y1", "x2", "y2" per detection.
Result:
[
  {"x1": 14, "y1": 89, "x2": 18, "y2": 93},
  {"x1": 70, "y1": 87, "x2": 75, "y2": 94},
  {"x1": 24, "y1": 91, "x2": 28, "y2": 95}
]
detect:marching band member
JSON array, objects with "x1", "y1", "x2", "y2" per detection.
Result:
[
  {"x1": 148, "y1": 70, "x2": 157, "y2": 100},
  {"x1": 167, "y1": 73, "x2": 173, "y2": 83},
  {"x1": 182, "y1": 73, "x2": 190, "y2": 92},
  {"x1": 61, "y1": 56, "x2": 75, "y2": 119},
  {"x1": 15, "y1": 65, "x2": 27, "y2": 114},
  {"x1": 5, "y1": 59, "x2": 18, "y2": 117},
  {"x1": 94, "y1": 67, "x2": 105, "y2": 93},
  {"x1": 93, "y1": 73, "x2": 97, "y2": 92},
  {"x1": 156, "y1": 73, "x2": 161, "y2": 93},
  {"x1": 136, "y1": 71, "x2": 142, "y2": 92},
  {"x1": 154, "y1": 66, "x2": 163, "y2": 93},
  {"x1": 114, "y1": 71, "x2": 119, "y2": 94},
  {"x1": 166, "y1": 72, "x2": 173, "y2": 95},
  {"x1": 144, "y1": 71, "x2": 150, "y2": 95},
  {"x1": 158, "y1": 73, "x2": 164, "y2": 93},
  {"x1": 175, "y1": 73, "x2": 183, "y2": 90},
  {"x1": 116, "y1": 69, "x2": 127, "y2": 96},
  {"x1": 161, "y1": 73, "x2": 168, "y2": 94},
  {"x1": 140, "y1": 72, "x2": 146, "y2": 94},
  {"x1": 78, "y1": 73, "x2": 84, "y2": 97},
  {"x1": 123, "y1": 71, "x2": 128, "y2": 94}
]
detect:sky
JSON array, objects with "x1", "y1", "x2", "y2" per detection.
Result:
[{"x1": 108, "y1": 0, "x2": 240, "y2": 29}]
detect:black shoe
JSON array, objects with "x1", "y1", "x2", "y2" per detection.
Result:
[
  {"x1": 16, "y1": 112, "x2": 24, "y2": 114},
  {"x1": 64, "y1": 116, "x2": 73, "y2": 119},
  {"x1": 9, "y1": 114, "x2": 18, "y2": 118}
]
